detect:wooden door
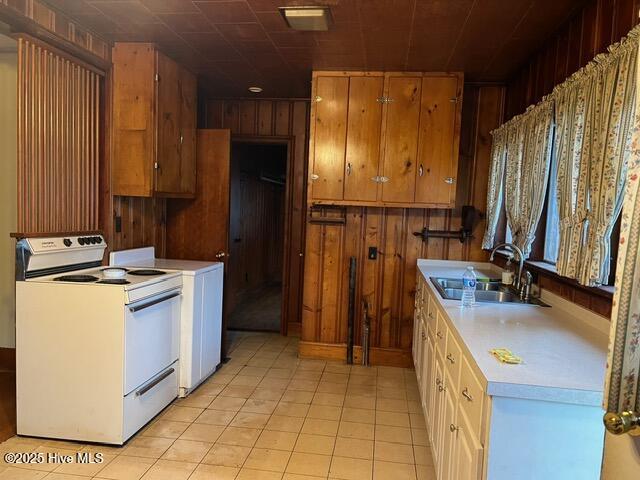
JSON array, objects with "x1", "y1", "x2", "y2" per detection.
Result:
[
  {"x1": 310, "y1": 76, "x2": 348, "y2": 201},
  {"x1": 423, "y1": 333, "x2": 435, "y2": 431},
  {"x1": 166, "y1": 130, "x2": 231, "y2": 354},
  {"x1": 380, "y1": 75, "x2": 422, "y2": 203},
  {"x1": 155, "y1": 52, "x2": 182, "y2": 195},
  {"x1": 178, "y1": 67, "x2": 197, "y2": 197},
  {"x1": 344, "y1": 76, "x2": 383, "y2": 202},
  {"x1": 415, "y1": 75, "x2": 462, "y2": 206}
]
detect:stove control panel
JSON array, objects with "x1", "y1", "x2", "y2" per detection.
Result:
[{"x1": 27, "y1": 235, "x2": 105, "y2": 253}]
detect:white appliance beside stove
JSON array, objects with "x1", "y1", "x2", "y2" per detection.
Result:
[
  {"x1": 110, "y1": 247, "x2": 223, "y2": 397},
  {"x1": 15, "y1": 235, "x2": 181, "y2": 444}
]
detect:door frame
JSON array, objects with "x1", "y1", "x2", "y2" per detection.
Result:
[{"x1": 229, "y1": 135, "x2": 295, "y2": 336}]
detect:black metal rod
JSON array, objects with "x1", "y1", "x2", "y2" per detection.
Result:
[{"x1": 347, "y1": 257, "x2": 356, "y2": 365}]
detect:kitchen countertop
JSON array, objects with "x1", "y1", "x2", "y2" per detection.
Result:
[{"x1": 418, "y1": 259, "x2": 609, "y2": 407}]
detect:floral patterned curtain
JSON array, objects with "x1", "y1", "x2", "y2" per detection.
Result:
[
  {"x1": 578, "y1": 37, "x2": 638, "y2": 286},
  {"x1": 504, "y1": 100, "x2": 555, "y2": 258},
  {"x1": 553, "y1": 74, "x2": 591, "y2": 279},
  {"x1": 604, "y1": 40, "x2": 640, "y2": 416},
  {"x1": 481, "y1": 126, "x2": 507, "y2": 249}
]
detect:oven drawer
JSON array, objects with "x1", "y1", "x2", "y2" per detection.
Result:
[
  {"x1": 123, "y1": 362, "x2": 178, "y2": 441},
  {"x1": 124, "y1": 289, "x2": 180, "y2": 395}
]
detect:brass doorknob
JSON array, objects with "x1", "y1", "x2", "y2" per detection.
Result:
[
  {"x1": 603, "y1": 411, "x2": 640, "y2": 435},
  {"x1": 215, "y1": 251, "x2": 226, "y2": 259}
]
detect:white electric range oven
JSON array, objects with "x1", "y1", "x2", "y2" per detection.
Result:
[{"x1": 15, "y1": 235, "x2": 182, "y2": 444}]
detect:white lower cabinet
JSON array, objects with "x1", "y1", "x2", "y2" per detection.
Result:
[{"x1": 415, "y1": 275, "x2": 485, "y2": 480}]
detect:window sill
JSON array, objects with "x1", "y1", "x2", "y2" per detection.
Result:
[{"x1": 492, "y1": 251, "x2": 614, "y2": 299}]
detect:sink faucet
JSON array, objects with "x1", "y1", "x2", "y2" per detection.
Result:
[
  {"x1": 489, "y1": 243, "x2": 525, "y2": 290},
  {"x1": 519, "y1": 270, "x2": 533, "y2": 301}
]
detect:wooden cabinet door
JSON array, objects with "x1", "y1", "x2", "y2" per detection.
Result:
[
  {"x1": 344, "y1": 76, "x2": 383, "y2": 202},
  {"x1": 423, "y1": 333, "x2": 435, "y2": 431},
  {"x1": 380, "y1": 75, "x2": 422, "y2": 203},
  {"x1": 178, "y1": 67, "x2": 197, "y2": 197},
  {"x1": 439, "y1": 384, "x2": 457, "y2": 480},
  {"x1": 454, "y1": 408, "x2": 483, "y2": 480},
  {"x1": 415, "y1": 75, "x2": 462, "y2": 206},
  {"x1": 310, "y1": 76, "x2": 349, "y2": 201},
  {"x1": 432, "y1": 351, "x2": 445, "y2": 469},
  {"x1": 155, "y1": 52, "x2": 182, "y2": 195}
]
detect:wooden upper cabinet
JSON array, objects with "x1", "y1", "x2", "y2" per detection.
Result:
[
  {"x1": 112, "y1": 43, "x2": 197, "y2": 198},
  {"x1": 308, "y1": 71, "x2": 463, "y2": 208},
  {"x1": 380, "y1": 75, "x2": 422, "y2": 203},
  {"x1": 344, "y1": 76, "x2": 384, "y2": 202},
  {"x1": 415, "y1": 75, "x2": 463, "y2": 206},
  {"x1": 309, "y1": 75, "x2": 349, "y2": 201}
]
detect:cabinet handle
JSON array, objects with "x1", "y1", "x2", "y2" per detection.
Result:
[
  {"x1": 438, "y1": 385, "x2": 446, "y2": 392},
  {"x1": 379, "y1": 176, "x2": 389, "y2": 183},
  {"x1": 346, "y1": 162, "x2": 352, "y2": 175},
  {"x1": 446, "y1": 353, "x2": 455, "y2": 364},
  {"x1": 314, "y1": 95, "x2": 322, "y2": 102},
  {"x1": 462, "y1": 388, "x2": 473, "y2": 402},
  {"x1": 418, "y1": 164, "x2": 424, "y2": 177},
  {"x1": 428, "y1": 312, "x2": 434, "y2": 319},
  {"x1": 436, "y1": 331, "x2": 443, "y2": 339},
  {"x1": 310, "y1": 174, "x2": 319, "y2": 181},
  {"x1": 376, "y1": 96, "x2": 385, "y2": 103},
  {"x1": 449, "y1": 424, "x2": 459, "y2": 433},
  {"x1": 421, "y1": 331, "x2": 426, "y2": 340},
  {"x1": 444, "y1": 177, "x2": 455, "y2": 184},
  {"x1": 435, "y1": 378, "x2": 441, "y2": 386},
  {"x1": 180, "y1": 134, "x2": 184, "y2": 145}
]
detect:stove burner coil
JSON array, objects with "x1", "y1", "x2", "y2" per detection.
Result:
[
  {"x1": 53, "y1": 275, "x2": 99, "y2": 282},
  {"x1": 127, "y1": 269, "x2": 167, "y2": 276}
]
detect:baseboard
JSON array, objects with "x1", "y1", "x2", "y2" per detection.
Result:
[
  {"x1": 287, "y1": 322, "x2": 301, "y2": 337},
  {"x1": 298, "y1": 341, "x2": 412, "y2": 368},
  {"x1": 0, "y1": 347, "x2": 15, "y2": 371}
]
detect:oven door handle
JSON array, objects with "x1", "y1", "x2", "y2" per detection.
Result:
[
  {"x1": 128, "y1": 291, "x2": 180, "y2": 313},
  {"x1": 136, "y1": 368, "x2": 175, "y2": 397}
]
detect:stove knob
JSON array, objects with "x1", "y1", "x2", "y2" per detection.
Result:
[
  {"x1": 96, "y1": 236, "x2": 103, "y2": 244},
  {"x1": 78, "y1": 237, "x2": 85, "y2": 245},
  {"x1": 63, "y1": 238, "x2": 72, "y2": 247},
  {"x1": 88, "y1": 237, "x2": 95, "y2": 245}
]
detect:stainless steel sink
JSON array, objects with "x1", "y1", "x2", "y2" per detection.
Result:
[{"x1": 430, "y1": 277, "x2": 549, "y2": 307}]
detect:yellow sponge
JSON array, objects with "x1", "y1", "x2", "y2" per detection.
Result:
[{"x1": 490, "y1": 348, "x2": 523, "y2": 364}]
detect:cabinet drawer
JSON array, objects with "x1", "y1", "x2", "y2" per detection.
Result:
[
  {"x1": 458, "y1": 356, "x2": 485, "y2": 440},
  {"x1": 444, "y1": 330, "x2": 462, "y2": 391}
]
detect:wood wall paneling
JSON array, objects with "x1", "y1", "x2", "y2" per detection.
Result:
[
  {"x1": 111, "y1": 196, "x2": 166, "y2": 257},
  {"x1": 506, "y1": 0, "x2": 640, "y2": 118},
  {"x1": 301, "y1": 86, "x2": 506, "y2": 365},
  {"x1": 202, "y1": 98, "x2": 309, "y2": 335},
  {"x1": 16, "y1": 35, "x2": 101, "y2": 234}
]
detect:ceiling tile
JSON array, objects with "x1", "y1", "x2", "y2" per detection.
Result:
[
  {"x1": 216, "y1": 23, "x2": 269, "y2": 42},
  {"x1": 156, "y1": 13, "x2": 214, "y2": 32},
  {"x1": 195, "y1": 1, "x2": 258, "y2": 24},
  {"x1": 139, "y1": 0, "x2": 199, "y2": 13}
]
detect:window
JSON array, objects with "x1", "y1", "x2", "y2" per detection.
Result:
[{"x1": 543, "y1": 149, "x2": 560, "y2": 263}]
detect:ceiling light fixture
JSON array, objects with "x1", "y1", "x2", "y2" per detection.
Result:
[
  {"x1": 279, "y1": 6, "x2": 333, "y2": 31},
  {"x1": 248, "y1": 86, "x2": 263, "y2": 93}
]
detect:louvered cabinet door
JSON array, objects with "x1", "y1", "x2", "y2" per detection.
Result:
[
  {"x1": 415, "y1": 74, "x2": 463, "y2": 206},
  {"x1": 309, "y1": 75, "x2": 349, "y2": 201},
  {"x1": 343, "y1": 75, "x2": 384, "y2": 202},
  {"x1": 380, "y1": 75, "x2": 422, "y2": 203}
]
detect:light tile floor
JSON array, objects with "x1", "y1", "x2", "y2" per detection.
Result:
[{"x1": 0, "y1": 332, "x2": 436, "y2": 480}]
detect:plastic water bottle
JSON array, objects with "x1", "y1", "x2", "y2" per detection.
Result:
[{"x1": 461, "y1": 266, "x2": 476, "y2": 308}]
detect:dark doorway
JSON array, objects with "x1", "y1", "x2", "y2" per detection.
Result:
[{"x1": 227, "y1": 142, "x2": 288, "y2": 332}]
